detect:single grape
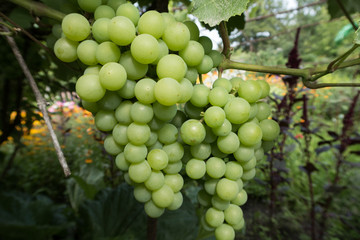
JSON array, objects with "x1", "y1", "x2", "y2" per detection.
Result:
[
  {"x1": 147, "y1": 148, "x2": 169, "y2": 170},
  {"x1": 241, "y1": 168, "x2": 256, "y2": 181},
  {"x1": 164, "y1": 173, "x2": 184, "y2": 192},
  {"x1": 215, "y1": 224, "x2": 235, "y2": 240},
  {"x1": 97, "y1": 91, "x2": 122, "y2": 110},
  {"x1": 190, "y1": 142, "x2": 211, "y2": 160},
  {"x1": 231, "y1": 189, "x2": 248, "y2": 206},
  {"x1": 256, "y1": 102, "x2": 271, "y2": 121},
  {"x1": 152, "y1": 184, "x2": 174, "y2": 208},
  {"x1": 115, "y1": 2, "x2": 140, "y2": 26},
  {"x1": 162, "y1": 142, "x2": 184, "y2": 162},
  {"x1": 117, "y1": 79, "x2": 136, "y2": 99},
  {"x1": 124, "y1": 143, "x2": 148, "y2": 163},
  {"x1": 162, "y1": 21, "x2": 190, "y2": 51},
  {"x1": 224, "y1": 97, "x2": 250, "y2": 124},
  {"x1": 130, "y1": 101, "x2": 154, "y2": 124},
  {"x1": 134, "y1": 78, "x2": 156, "y2": 104},
  {"x1": 211, "y1": 194, "x2": 230, "y2": 210},
  {"x1": 119, "y1": 51, "x2": 148, "y2": 80},
  {"x1": 205, "y1": 207, "x2": 225, "y2": 228},
  {"x1": 96, "y1": 41, "x2": 121, "y2": 65},
  {"x1": 108, "y1": 16, "x2": 136, "y2": 46},
  {"x1": 134, "y1": 184, "x2": 152, "y2": 202},
  {"x1": 225, "y1": 161, "x2": 243, "y2": 180},
  {"x1": 127, "y1": 122, "x2": 151, "y2": 145},
  {"x1": 183, "y1": 20, "x2": 199, "y2": 41},
  {"x1": 137, "y1": 10, "x2": 165, "y2": 39},
  {"x1": 114, "y1": 100, "x2": 132, "y2": 125},
  {"x1": 167, "y1": 191, "x2": 183, "y2": 210},
  {"x1": 84, "y1": 65, "x2": 102, "y2": 75},
  {"x1": 76, "y1": 74, "x2": 106, "y2": 102},
  {"x1": 185, "y1": 67, "x2": 198, "y2": 85},
  {"x1": 186, "y1": 158, "x2": 206, "y2": 179},
  {"x1": 217, "y1": 132, "x2": 240, "y2": 154},
  {"x1": 61, "y1": 13, "x2": 90, "y2": 41},
  {"x1": 178, "y1": 78, "x2": 194, "y2": 103},
  {"x1": 238, "y1": 80, "x2": 263, "y2": 103},
  {"x1": 145, "y1": 131, "x2": 158, "y2": 147},
  {"x1": 156, "y1": 54, "x2": 187, "y2": 82},
  {"x1": 209, "y1": 87, "x2": 229, "y2": 107},
  {"x1": 196, "y1": 55, "x2": 213, "y2": 74},
  {"x1": 77, "y1": 0, "x2": 101, "y2": 12},
  {"x1": 238, "y1": 122, "x2": 263, "y2": 147},
  {"x1": 144, "y1": 200, "x2": 165, "y2": 218},
  {"x1": 197, "y1": 189, "x2": 212, "y2": 207},
  {"x1": 212, "y1": 118, "x2": 232, "y2": 137},
  {"x1": 198, "y1": 36, "x2": 212, "y2": 54},
  {"x1": 259, "y1": 119, "x2": 280, "y2": 141},
  {"x1": 162, "y1": 161, "x2": 182, "y2": 174},
  {"x1": 92, "y1": 18, "x2": 111, "y2": 43},
  {"x1": 154, "y1": 77, "x2": 181, "y2": 106},
  {"x1": 258, "y1": 79, "x2": 270, "y2": 98},
  {"x1": 95, "y1": 110, "x2": 117, "y2": 131},
  {"x1": 230, "y1": 77, "x2": 244, "y2": 91},
  {"x1": 233, "y1": 145, "x2": 255, "y2": 163},
  {"x1": 104, "y1": 135, "x2": 123, "y2": 155},
  {"x1": 152, "y1": 102, "x2": 177, "y2": 122},
  {"x1": 204, "y1": 106, "x2": 226, "y2": 128},
  {"x1": 94, "y1": 5, "x2": 115, "y2": 19},
  {"x1": 179, "y1": 41, "x2": 204, "y2": 67},
  {"x1": 213, "y1": 78, "x2": 232, "y2": 93},
  {"x1": 54, "y1": 37, "x2": 79, "y2": 62},
  {"x1": 144, "y1": 170, "x2": 165, "y2": 191},
  {"x1": 112, "y1": 123, "x2": 129, "y2": 145},
  {"x1": 216, "y1": 178, "x2": 239, "y2": 201},
  {"x1": 115, "y1": 152, "x2": 130, "y2": 171},
  {"x1": 106, "y1": 0, "x2": 126, "y2": 10},
  {"x1": 184, "y1": 102, "x2": 203, "y2": 119},
  {"x1": 208, "y1": 50, "x2": 223, "y2": 67},
  {"x1": 241, "y1": 156, "x2": 257, "y2": 171},
  {"x1": 206, "y1": 157, "x2": 226, "y2": 179},
  {"x1": 76, "y1": 40, "x2": 98, "y2": 65},
  {"x1": 99, "y1": 62, "x2": 127, "y2": 91},
  {"x1": 180, "y1": 119, "x2": 206, "y2": 145},
  {"x1": 131, "y1": 34, "x2": 159, "y2": 64},
  {"x1": 190, "y1": 84, "x2": 210, "y2": 107}
]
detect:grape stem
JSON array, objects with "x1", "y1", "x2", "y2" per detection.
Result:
[
  {"x1": 2, "y1": 24, "x2": 71, "y2": 177},
  {"x1": 7, "y1": 0, "x2": 66, "y2": 21}
]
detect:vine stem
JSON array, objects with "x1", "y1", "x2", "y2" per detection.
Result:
[
  {"x1": 2, "y1": 26, "x2": 71, "y2": 177},
  {"x1": 335, "y1": 0, "x2": 358, "y2": 30},
  {"x1": 7, "y1": 0, "x2": 65, "y2": 21},
  {"x1": 219, "y1": 21, "x2": 231, "y2": 58}
]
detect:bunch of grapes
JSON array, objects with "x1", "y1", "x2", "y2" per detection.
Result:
[{"x1": 53, "y1": 0, "x2": 280, "y2": 239}]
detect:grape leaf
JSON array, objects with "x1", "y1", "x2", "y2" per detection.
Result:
[
  {"x1": 327, "y1": 0, "x2": 360, "y2": 20},
  {"x1": 191, "y1": 0, "x2": 250, "y2": 27}
]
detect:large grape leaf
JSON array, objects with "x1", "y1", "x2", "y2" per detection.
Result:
[
  {"x1": 191, "y1": 0, "x2": 250, "y2": 27},
  {"x1": 327, "y1": 0, "x2": 360, "y2": 19}
]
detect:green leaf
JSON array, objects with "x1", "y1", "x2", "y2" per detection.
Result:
[
  {"x1": 327, "y1": 0, "x2": 360, "y2": 19},
  {"x1": 335, "y1": 23, "x2": 358, "y2": 44},
  {"x1": 191, "y1": 0, "x2": 250, "y2": 27},
  {"x1": 354, "y1": 26, "x2": 360, "y2": 45}
]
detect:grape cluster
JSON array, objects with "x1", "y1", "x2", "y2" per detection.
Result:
[{"x1": 53, "y1": 0, "x2": 280, "y2": 239}]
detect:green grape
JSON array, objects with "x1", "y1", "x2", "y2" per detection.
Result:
[
  {"x1": 196, "y1": 55, "x2": 213, "y2": 74},
  {"x1": 212, "y1": 118, "x2": 232, "y2": 137},
  {"x1": 95, "y1": 110, "x2": 117, "y2": 131},
  {"x1": 164, "y1": 173, "x2": 183, "y2": 192},
  {"x1": 190, "y1": 143, "x2": 211, "y2": 160},
  {"x1": 259, "y1": 119, "x2": 280, "y2": 141},
  {"x1": 231, "y1": 189, "x2": 248, "y2": 206},
  {"x1": 161, "y1": 12, "x2": 176, "y2": 28},
  {"x1": 215, "y1": 224, "x2": 235, "y2": 240},
  {"x1": 167, "y1": 191, "x2": 183, "y2": 210},
  {"x1": 152, "y1": 184, "x2": 174, "y2": 208},
  {"x1": 238, "y1": 80, "x2": 263, "y2": 103},
  {"x1": 157, "y1": 123, "x2": 178, "y2": 144},
  {"x1": 208, "y1": 50, "x2": 223, "y2": 68},
  {"x1": 117, "y1": 79, "x2": 136, "y2": 99},
  {"x1": 97, "y1": 91, "x2": 122, "y2": 110},
  {"x1": 233, "y1": 145, "x2": 254, "y2": 162},
  {"x1": 225, "y1": 161, "x2": 243, "y2": 180},
  {"x1": 115, "y1": 2, "x2": 140, "y2": 26},
  {"x1": 130, "y1": 101, "x2": 154, "y2": 124},
  {"x1": 154, "y1": 77, "x2": 181, "y2": 106},
  {"x1": 131, "y1": 34, "x2": 159, "y2": 64},
  {"x1": 76, "y1": 40, "x2": 98, "y2": 65},
  {"x1": 144, "y1": 170, "x2": 165, "y2": 191},
  {"x1": 148, "y1": 117, "x2": 165, "y2": 131},
  {"x1": 152, "y1": 102, "x2": 177, "y2": 122},
  {"x1": 54, "y1": 37, "x2": 78, "y2": 62},
  {"x1": 213, "y1": 78, "x2": 232, "y2": 93},
  {"x1": 115, "y1": 152, "x2": 130, "y2": 171},
  {"x1": 77, "y1": 0, "x2": 101, "y2": 12},
  {"x1": 211, "y1": 142, "x2": 229, "y2": 159},
  {"x1": 82, "y1": 100, "x2": 99, "y2": 113},
  {"x1": 224, "y1": 97, "x2": 250, "y2": 124},
  {"x1": 238, "y1": 122, "x2": 263, "y2": 147},
  {"x1": 84, "y1": 65, "x2": 102, "y2": 75},
  {"x1": 258, "y1": 79, "x2": 270, "y2": 98},
  {"x1": 205, "y1": 207, "x2": 225, "y2": 228},
  {"x1": 124, "y1": 172, "x2": 135, "y2": 185},
  {"x1": 96, "y1": 41, "x2": 121, "y2": 65},
  {"x1": 137, "y1": 10, "x2": 165, "y2": 39},
  {"x1": 99, "y1": 62, "x2": 127, "y2": 91},
  {"x1": 183, "y1": 20, "x2": 199, "y2": 41},
  {"x1": 255, "y1": 147, "x2": 264, "y2": 161},
  {"x1": 204, "y1": 125, "x2": 217, "y2": 144},
  {"x1": 209, "y1": 87, "x2": 229, "y2": 107},
  {"x1": 127, "y1": 122, "x2": 151, "y2": 145},
  {"x1": 236, "y1": 178, "x2": 244, "y2": 192},
  {"x1": 179, "y1": 40, "x2": 204, "y2": 67},
  {"x1": 106, "y1": 0, "x2": 126, "y2": 10},
  {"x1": 156, "y1": 54, "x2": 187, "y2": 82},
  {"x1": 232, "y1": 217, "x2": 245, "y2": 231},
  {"x1": 178, "y1": 78, "x2": 194, "y2": 103},
  {"x1": 217, "y1": 132, "x2": 240, "y2": 154},
  {"x1": 186, "y1": 158, "x2": 206, "y2": 179},
  {"x1": 94, "y1": 5, "x2": 115, "y2": 19},
  {"x1": 162, "y1": 161, "x2": 182, "y2": 174},
  {"x1": 134, "y1": 184, "x2": 152, "y2": 202},
  {"x1": 204, "y1": 178, "x2": 218, "y2": 195},
  {"x1": 197, "y1": 189, "x2": 212, "y2": 207},
  {"x1": 170, "y1": 110, "x2": 187, "y2": 129},
  {"x1": 108, "y1": 16, "x2": 136, "y2": 46},
  {"x1": 185, "y1": 67, "x2": 198, "y2": 85},
  {"x1": 190, "y1": 84, "x2": 210, "y2": 107},
  {"x1": 51, "y1": 24, "x2": 62, "y2": 38},
  {"x1": 152, "y1": 39, "x2": 169, "y2": 65},
  {"x1": 206, "y1": 157, "x2": 226, "y2": 179},
  {"x1": 112, "y1": 123, "x2": 129, "y2": 145},
  {"x1": 211, "y1": 194, "x2": 230, "y2": 210},
  {"x1": 241, "y1": 156, "x2": 257, "y2": 171},
  {"x1": 144, "y1": 200, "x2": 165, "y2": 218},
  {"x1": 216, "y1": 178, "x2": 239, "y2": 201},
  {"x1": 201, "y1": 215, "x2": 215, "y2": 232},
  {"x1": 162, "y1": 21, "x2": 190, "y2": 51},
  {"x1": 204, "y1": 106, "x2": 226, "y2": 128},
  {"x1": 230, "y1": 77, "x2": 244, "y2": 91},
  {"x1": 180, "y1": 119, "x2": 206, "y2": 145},
  {"x1": 147, "y1": 148, "x2": 168, "y2": 170},
  {"x1": 104, "y1": 135, "x2": 123, "y2": 155},
  {"x1": 76, "y1": 74, "x2": 106, "y2": 102},
  {"x1": 145, "y1": 131, "x2": 158, "y2": 147},
  {"x1": 249, "y1": 103, "x2": 259, "y2": 120},
  {"x1": 128, "y1": 160, "x2": 152, "y2": 182},
  {"x1": 241, "y1": 168, "x2": 256, "y2": 181},
  {"x1": 119, "y1": 51, "x2": 148, "y2": 80},
  {"x1": 184, "y1": 102, "x2": 203, "y2": 119},
  {"x1": 124, "y1": 143, "x2": 147, "y2": 163},
  {"x1": 162, "y1": 142, "x2": 184, "y2": 162},
  {"x1": 134, "y1": 78, "x2": 156, "y2": 104},
  {"x1": 198, "y1": 36, "x2": 212, "y2": 54},
  {"x1": 115, "y1": 100, "x2": 132, "y2": 125},
  {"x1": 61, "y1": 13, "x2": 90, "y2": 41},
  {"x1": 256, "y1": 102, "x2": 271, "y2": 121},
  {"x1": 92, "y1": 18, "x2": 111, "y2": 43}
]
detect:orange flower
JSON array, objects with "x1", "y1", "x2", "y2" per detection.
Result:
[{"x1": 85, "y1": 159, "x2": 93, "y2": 164}]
